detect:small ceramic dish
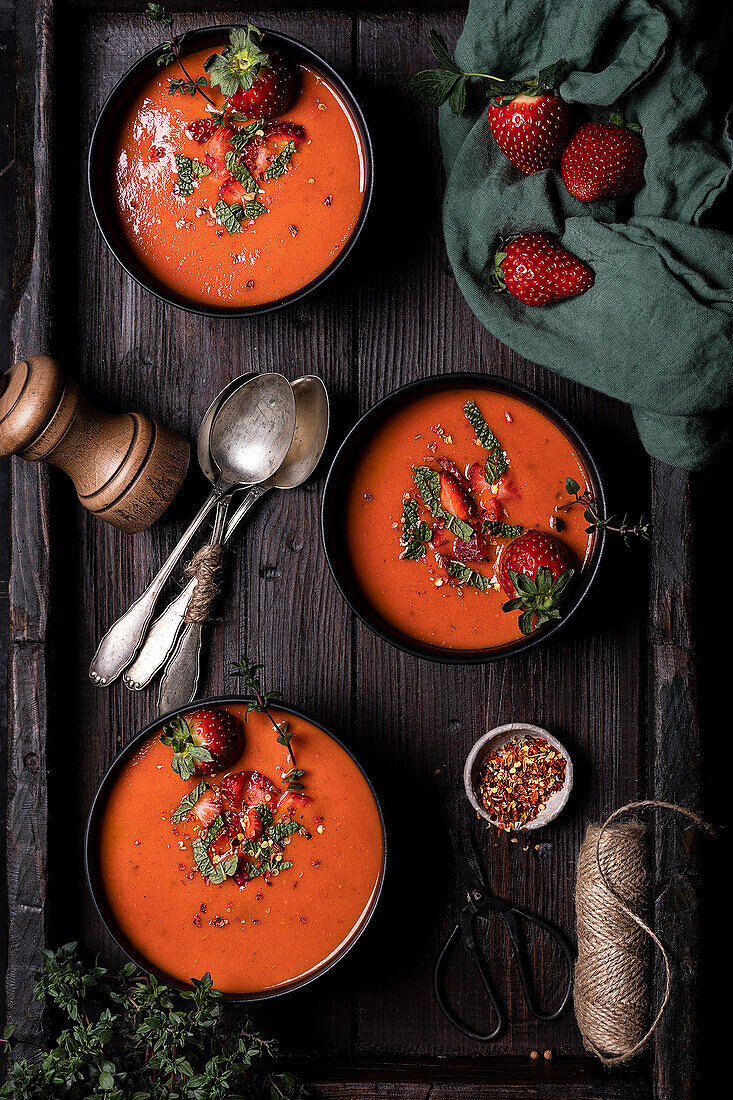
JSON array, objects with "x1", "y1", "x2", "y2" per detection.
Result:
[{"x1": 463, "y1": 722, "x2": 573, "y2": 830}]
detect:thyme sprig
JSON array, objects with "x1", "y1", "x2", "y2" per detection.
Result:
[
  {"x1": 146, "y1": 3, "x2": 218, "y2": 106},
  {"x1": 0, "y1": 943, "x2": 307, "y2": 1098},
  {"x1": 562, "y1": 477, "x2": 651, "y2": 546},
  {"x1": 230, "y1": 656, "x2": 305, "y2": 792}
]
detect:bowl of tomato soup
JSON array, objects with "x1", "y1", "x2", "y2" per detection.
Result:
[
  {"x1": 86, "y1": 698, "x2": 386, "y2": 999},
  {"x1": 89, "y1": 27, "x2": 372, "y2": 316},
  {"x1": 322, "y1": 374, "x2": 606, "y2": 662}
]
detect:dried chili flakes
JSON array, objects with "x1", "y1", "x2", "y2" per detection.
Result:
[{"x1": 477, "y1": 735, "x2": 566, "y2": 830}]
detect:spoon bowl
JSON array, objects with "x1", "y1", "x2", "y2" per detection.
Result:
[
  {"x1": 209, "y1": 373, "x2": 296, "y2": 490},
  {"x1": 197, "y1": 373, "x2": 255, "y2": 484}
]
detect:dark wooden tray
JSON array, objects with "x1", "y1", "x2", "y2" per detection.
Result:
[{"x1": 6, "y1": 2, "x2": 701, "y2": 1097}]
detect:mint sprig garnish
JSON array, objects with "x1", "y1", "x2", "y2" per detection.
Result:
[
  {"x1": 410, "y1": 30, "x2": 568, "y2": 117},
  {"x1": 160, "y1": 716, "x2": 214, "y2": 781},
  {"x1": 230, "y1": 656, "x2": 305, "y2": 793},
  {"x1": 562, "y1": 477, "x2": 651, "y2": 546},
  {"x1": 214, "y1": 198, "x2": 266, "y2": 233},
  {"x1": 146, "y1": 4, "x2": 217, "y2": 106},
  {"x1": 266, "y1": 140, "x2": 297, "y2": 179},
  {"x1": 224, "y1": 151, "x2": 257, "y2": 191},
  {"x1": 484, "y1": 519, "x2": 523, "y2": 539},
  {"x1": 204, "y1": 25, "x2": 271, "y2": 99},
  {"x1": 463, "y1": 400, "x2": 507, "y2": 483},
  {"x1": 174, "y1": 154, "x2": 211, "y2": 196},
  {"x1": 413, "y1": 465, "x2": 473, "y2": 540},
  {"x1": 502, "y1": 565, "x2": 575, "y2": 635},
  {"x1": 242, "y1": 819, "x2": 301, "y2": 879},
  {"x1": 170, "y1": 779, "x2": 209, "y2": 823},
  {"x1": 444, "y1": 559, "x2": 492, "y2": 590},
  {"x1": 400, "y1": 496, "x2": 432, "y2": 560}
]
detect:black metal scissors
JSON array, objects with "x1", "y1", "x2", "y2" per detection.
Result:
[{"x1": 433, "y1": 829, "x2": 573, "y2": 1041}]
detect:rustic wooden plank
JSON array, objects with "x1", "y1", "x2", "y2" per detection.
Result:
[
  {"x1": 649, "y1": 463, "x2": 699, "y2": 1100},
  {"x1": 5, "y1": 0, "x2": 55, "y2": 1056}
]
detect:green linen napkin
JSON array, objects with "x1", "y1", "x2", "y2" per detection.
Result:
[{"x1": 438, "y1": 0, "x2": 733, "y2": 470}]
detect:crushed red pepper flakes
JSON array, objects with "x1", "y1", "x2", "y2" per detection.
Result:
[{"x1": 477, "y1": 735, "x2": 566, "y2": 830}]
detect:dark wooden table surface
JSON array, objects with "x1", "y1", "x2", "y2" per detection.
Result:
[{"x1": 1, "y1": 3, "x2": 728, "y2": 1097}]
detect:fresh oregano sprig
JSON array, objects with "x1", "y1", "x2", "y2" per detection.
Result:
[
  {"x1": 0, "y1": 943, "x2": 308, "y2": 1098},
  {"x1": 230, "y1": 656, "x2": 305, "y2": 792},
  {"x1": 146, "y1": 3, "x2": 218, "y2": 105},
  {"x1": 562, "y1": 477, "x2": 651, "y2": 546}
]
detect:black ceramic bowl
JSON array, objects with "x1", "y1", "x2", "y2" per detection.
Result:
[
  {"x1": 88, "y1": 26, "x2": 373, "y2": 317},
  {"x1": 85, "y1": 696, "x2": 386, "y2": 1001},
  {"x1": 321, "y1": 373, "x2": 607, "y2": 664}
]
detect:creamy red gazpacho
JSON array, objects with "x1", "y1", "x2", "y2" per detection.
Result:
[
  {"x1": 111, "y1": 47, "x2": 366, "y2": 307},
  {"x1": 343, "y1": 386, "x2": 595, "y2": 650},
  {"x1": 96, "y1": 705, "x2": 384, "y2": 994}
]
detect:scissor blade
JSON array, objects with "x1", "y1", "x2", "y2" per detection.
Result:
[{"x1": 449, "y1": 829, "x2": 490, "y2": 907}]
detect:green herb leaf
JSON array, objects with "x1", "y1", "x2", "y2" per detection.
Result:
[
  {"x1": 409, "y1": 68, "x2": 461, "y2": 107},
  {"x1": 170, "y1": 780, "x2": 208, "y2": 823},
  {"x1": 224, "y1": 150, "x2": 257, "y2": 190},
  {"x1": 146, "y1": 3, "x2": 173, "y2": 27},
  {"x1": 229, "y1": 118, "x2": 266, "y2": 152},
  {"x1": 444, "y1": 559, "x2": 492, "y2": 590},
  {"x1": 401, "y1": 539, "x2": 427, "y2": 561},
  {"x1": 266, "y1": 139, "x2": 297, "y2": 179},
  {"x1": 174, "y1": 154, "x2": 210, "y2": 196},
  {"x1": 244, "y1": 198, "x2": 267, "y2": 218},
  {"x1": 204, "y1": 24, "x2": 272, "y2": 96},
  {"x1": 565, "y1": 476, "x2": 580, "y2": 495},
  {"x1": 463, "y1": 400, "x2": 507, "y2": 482},
  {"x1": 483, "y1": 519, "x2": 523, "y2": 539},
  {"x1": 160, "y1": 716, "x2": 214, "y2": 780},
  {"x1": 213, "y1": 198, "x2": 244, "y2": 233}
]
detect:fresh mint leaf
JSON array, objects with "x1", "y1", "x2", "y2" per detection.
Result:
[
  {"x1": 244, "y1": 198, "x2": 267, "y2": 218},
  {"x1": 224, "y1": 151, "x2": 257, "y2": 190},
  {"x1": 444, "y1": 559, "x2": 492, "y2": 590},
  {"x1": 401, "y1": 540, "x2": 426, "y2": 561},
  {"x1": 266, "y1": 140, "x2": 296, "y2": 179},
  {"x1": 463, "y1": 400, "x2": 507, "y2": 482},
  {"x1": 214, "y1": 198, "x2": 244, "y2": 233},
  {"x1": 170, "y1": 780, "x2": 208, "y2": 823},
  {"x1": 483, "y1": 520, "x2": 523, "y2": 539},
  {"x1": 413, "y1": 465, "x2": 473, "y2": 540},
  {"x1": 174, "y1": 154, "x2": 209, "y2": 196}
]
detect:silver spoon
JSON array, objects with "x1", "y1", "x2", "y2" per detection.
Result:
[
  {"x1": 122, "y1": 373, "x2": 255, "y2": 690},
  {"x1": 155, "y1": 375, "x2": 330, "y2": 715},
  {"x1": 89, "y1": 373, "x2": 296, "y2": 687}
]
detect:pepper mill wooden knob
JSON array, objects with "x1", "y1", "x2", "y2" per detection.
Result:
[{"x1": 0, "y1": 355, "x2": 190, "y2": 534}]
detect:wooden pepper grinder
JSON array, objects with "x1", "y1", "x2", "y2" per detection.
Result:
[{"x1": 0, "y1": 355, "x2": 190, "y2": 533}]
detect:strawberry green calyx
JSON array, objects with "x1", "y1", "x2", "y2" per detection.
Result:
[
  {"x1": 204, "y1": 26, "x2": 272, "y2": 98},
  {"x1": 491, "y1": 242, "x2": 508, "y2": 293},
  {"x1": 160, "y1": 716, "x2": 214, "y2": 780},
  {"x1": 488, "y1": 59, "x2": 570, "y2": 107},
  {"x1": 502, "y1": 566, "x2": 575, "y2": 635},
  {"x1": 608, "y1": 109, "x2": 642, "y2": 135}
]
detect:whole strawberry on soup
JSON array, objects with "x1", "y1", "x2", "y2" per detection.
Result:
[
  {"x1": 160, "y1": 707, "x2": 243, "y2": 780},
  {"x1": 561, "y1": 112, "x2": 645, "y2": 202},
  {"x1": 499, "y1": 530, "x2": 575, "y2": 636},
  {"x1": 493, "y1": 233, "x2": 594, "y2": 306},
  {"x1": 204, "y1": 25, "x2": 298, "y2": 119}
]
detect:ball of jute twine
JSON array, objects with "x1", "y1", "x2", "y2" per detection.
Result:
[
  {"x1": 182, "y1": 542, "x2": 228, "y2": 624},
  {"x1": 574, "y1": 800, "x2": 713, "y2": 1066}
]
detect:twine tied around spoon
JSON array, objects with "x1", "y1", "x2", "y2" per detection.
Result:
[
  {"x1": 182, "y1": 542, "x2": 228, "y2": 624},
  {"x1": 574, "y1": 800, "x2": 714, "y2": 1066}
]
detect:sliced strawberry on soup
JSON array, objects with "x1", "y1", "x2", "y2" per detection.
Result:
[
  {"x1": 467, "y1": 462, "x2": 491, "y2": 497},
  {"x1": 263, "y1": 120, "x2": 305, "y2": 146},
  {"x1": 233, "y1": 863, "x2": 250, "y2": 887},
  {"x1": 496, "y1": 474, "x2": 521, "y2": 502},
  {"x1": 242, "y1": 122, "x2": 305, "y2": 181},
  {"x1": 220, "y1": 771, "x2": 246, "y2": 808},
  {"x1": 277, "y1": 790, "x2": 311, "y2": 811},
  {"x1": 453, "y1": 529, "x2": 487, "y2": 564},
  {"x1": 438, "y1": 456, "x2": 470, "y2": 488},
  {"x1": 187, "y1": 117, "x2": 220, "y2": 144},
  {"x1": 204, "y1": 125, "x2": 234, "y2": 178},
  {"x1": 482, "y1": 496, "x2": 505, "y2": 523},
  {"x1": 242, "y1": 806, "x2": 265, "y2": 840},
  {"x1": 439, "y1": 472, "x2": 474, "y2": 520},
  {"x1": 160, "y1": 708, "x2": 242, "y2": 780},
  {"x1": 218, "y1": 177, "x2": 253, "y2": 206},
  {"x1": 191, "y1": 786, "x2": 223, "y2": 829},
  {"x1": 207, "y1": 812, "x2": 242, "y2": 863},
  {"x1": 241, "y1": 770, "x2": 280, "y2": 808},
  {"x1": 431, "y1": 527, "x2": 453, "y2": 553}
]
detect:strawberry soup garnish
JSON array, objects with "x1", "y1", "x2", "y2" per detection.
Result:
[
  {"x1": 561, "y1": 113, "x2": 646, "y2": 203},
  {"x1": 439, "y1": 471, "x2": 474, "y2": 520},
  {"x1": 493, "y1": 234, "x2": 595, "y2": 306},
  {"x1": 160, "y1": 707, "x2": 242, "y2": 780},
  {"x1": 187, "y1": 117, "x2": 220, "y2": 144},
  {"x1": 204, "y1": 25, "x2": 298, "y2": 119},
  {"x1": 204, "y1": 125, "x2": 235, "y2": 178},
  {"x1": 410, "y1": 33, "x2": 572, "y2": 173},
  {"x1": 499, "y1": 530, "x2": 575, "y2": 635},
  {"x1": 191, "y1": 786, "x2": 224, "y2": 829}
]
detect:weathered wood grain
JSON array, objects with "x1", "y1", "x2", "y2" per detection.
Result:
[{"x1": 4, "y1": 1, "x2": 700, "y2": 1095}]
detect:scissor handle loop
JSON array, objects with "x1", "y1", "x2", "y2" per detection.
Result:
[
  {"x1": 433, "y1": 909, "x2": 506, "y2": 1042},
  {"x1": 502, "y1": 903, "x2": 574, "y2": 1022}
]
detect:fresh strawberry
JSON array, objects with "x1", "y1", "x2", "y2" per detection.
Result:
[
  {"x1": 487, "y1": 61, "x2": 573, "y2": 175},
  {"x1": 242, "y1": 806, "x2": 265, "y2": 840},
  {"x1": 160, "y1": 708, "x2": 242, "y2": 780},
  {"x1": 493, "y1": 234, "x2": 594, "y2": 306},
  {"x1": 262, "y1": 121, "x2": 305, "y2": 146},
  {"x1": 482, "y1": 497, "x2": 505, "y2": 523},
  {"x1": 439, "y1": 472, "x2": 475, "y2": 520},
  {"x1": 453, "y1": 529, "x2": 487, "y2": 564},
  {"x1": 561, "y1": 113, "x2": 645, "y2": 202},
  {"x1": 187, "y1": 117, "x2": 220, "y2": 144},
  {"x1": 467, "y1": 462, "x2": 504, "y2": 518},
  {"x1": 242, "y1": 122, "x2": 305, "y2": 180},
  {"x1": 277, "y1": 790, "x2": 311, "y2": 811},
  {"x1": 499, "y1": 530, "x2": 575, "y2": 635},
  {"x1": 467, "y1": 462, "x2": 490, "y2": 496},
  {"x1": 218, "y1": 178, "x2": 253, "y2": 206},
  {"x1": 204, "y1": 26, "x2": 297, "y2": 119},
  {"x1": 431, "y1": 527, "x2": 453, "y2": 553},
  {"x1": 438, "y1": 456, "x2": 471, "y2": 488},
  {"x1": 495, "y1": 474, "x2": 521, "y2": 501},
  {"x1": 220, "y1": 771, "x2": 246, "y2": 807},
  {"x1": 204, "y1": 126, "x2": 234, "y2": 178},
  {"x1": 241, "y1": 770, "x2": 280, "y2": 808},
  {"x1": 191, "y1": 787, "x2": 223, "y2": 829},
  {"x1": 233, "y1": 863, "x2": 250, "y2": 887},
  {"x1": 207, "y1": 813, "x2": 242, "y2": 864}
]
